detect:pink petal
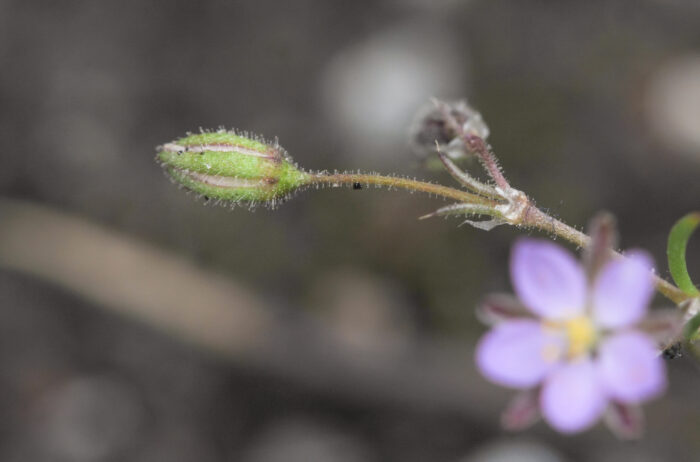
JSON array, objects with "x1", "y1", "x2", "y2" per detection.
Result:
[
  {"x1": 597, "y1": 331, "x2": 667, "y2": 403},
  {"x1": 592, "y1": 252, "x2": 655, "y2": 329},
  {"x1": 540, "y1": 359, "x2": 607, "y2": 433},
  {"x1": 511, "y1": 239, "x2": 586, "y2": 320},
  {"x1": 476, "y1": 320, "x2": 563, "y2": 389}
]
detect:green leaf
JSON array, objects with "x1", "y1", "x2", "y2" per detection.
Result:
[{"x1": 667, "y1": 212, "x2": 700, "y2": 297}]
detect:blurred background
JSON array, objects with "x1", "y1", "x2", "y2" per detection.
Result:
[{"x1": 1, "y1": 0, "x2": 700, "y2": 460}]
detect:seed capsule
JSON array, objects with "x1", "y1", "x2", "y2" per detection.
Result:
[
  {"x1": 157, "y1": 130, "x2": 310, "y2": 206},
  {"x1": 409, "y1": 99, "x2": 490, "y2": 161}
]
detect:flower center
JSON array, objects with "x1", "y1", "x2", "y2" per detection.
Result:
[{"x1": 563, "y1": 316, "x2": 596, "y2": 358}]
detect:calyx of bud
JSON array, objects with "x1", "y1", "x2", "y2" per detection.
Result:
[{"x1": 157, "y1": 130, "x2": 309, "y2": 206}]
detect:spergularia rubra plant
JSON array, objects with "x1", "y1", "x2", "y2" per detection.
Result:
[{"x1": 157, "y1": 98, "x2": 700, "y2": 440}]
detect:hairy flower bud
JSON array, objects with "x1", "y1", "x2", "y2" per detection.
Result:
[{"x1": 157, "y1": 130, "x2": 310, "y2": 206}]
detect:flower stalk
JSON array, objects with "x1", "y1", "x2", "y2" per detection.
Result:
[{"x1": 304, "y1": 172, "x2": 499, "y2": 207}]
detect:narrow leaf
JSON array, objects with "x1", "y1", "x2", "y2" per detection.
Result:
[{"x1": 667, "y1": 212, "x2": 700, "y2": 296}]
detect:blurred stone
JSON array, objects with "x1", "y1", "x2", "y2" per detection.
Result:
[
  {"x1": 38, "y1": 376, "x2": 144, "y2": 461},
  {"x1": 307, "y1": 268, "x2": 413, "y2": 353},
  {"x1": 589, "y1": 444, "x2": 670, "y2": 462},
  {"x1": 460, "y1": 439, "x2": 566, "y2": 462},
  {"x1": 134, "y1": 424, "x2": 220, "y2": 462},
  {"x1": 242, "y1": 418, "x2": 375, "y2": 462},
  {"x1": 320, "y1": 21, "x2": 467, "y2": 163},
  {"x1": 107, "y1": 328, "x2": 221, "y2": 417},
  {"x1": 391, "y1": 0, "x2": 471, "y2": 12},
  {"x1": 30, "y1": 68, "x2": 129, "y2": 206},
  {"x1": 0, "y1": 274, "x2": 77, "y2": 394},
  {"x1": 645, "y1": 55, "x2": 700, "y2": 159}
]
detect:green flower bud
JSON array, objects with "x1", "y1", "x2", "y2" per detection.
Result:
[{"x1": 157, "y1": 130, "x2": 310, "y2": 206}]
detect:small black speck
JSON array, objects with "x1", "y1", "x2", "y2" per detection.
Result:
[
  {"x1": 177, "y1": 150, "x2": 183, "y2": 155},
  {"x1": 203, "y1": 196, "x2": 210, "y2": 201},
  {"x1": 352, "y1": 182, "x2": 362, "y2": 190},
  {"x1": 662, "y1": 342, "x2": 683, "y2": 360}
]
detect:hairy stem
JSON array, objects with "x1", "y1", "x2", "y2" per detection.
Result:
[
  {"x1": 307, "y1": 172, "x2": 499, "y2": 207},
  {"x1": 462, "y1": 134, "x2": 510, "y2": 191}
]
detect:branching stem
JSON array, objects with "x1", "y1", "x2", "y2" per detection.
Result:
[{"x1": 308, "y1": 171, "x2": 690, "y2": 305}]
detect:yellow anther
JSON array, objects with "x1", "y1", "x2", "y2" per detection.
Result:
[{"x1": 564, "y1": 316, "x2": 596, "y2": 358}]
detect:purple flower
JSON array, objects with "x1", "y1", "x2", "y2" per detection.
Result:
[{"x1": 476, "y1": 237, "x2": 669, "y2": 436}]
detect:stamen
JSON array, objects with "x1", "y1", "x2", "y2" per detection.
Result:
[{"x1": 564, "y1": 316, "x2": 596, "y2": 358}]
